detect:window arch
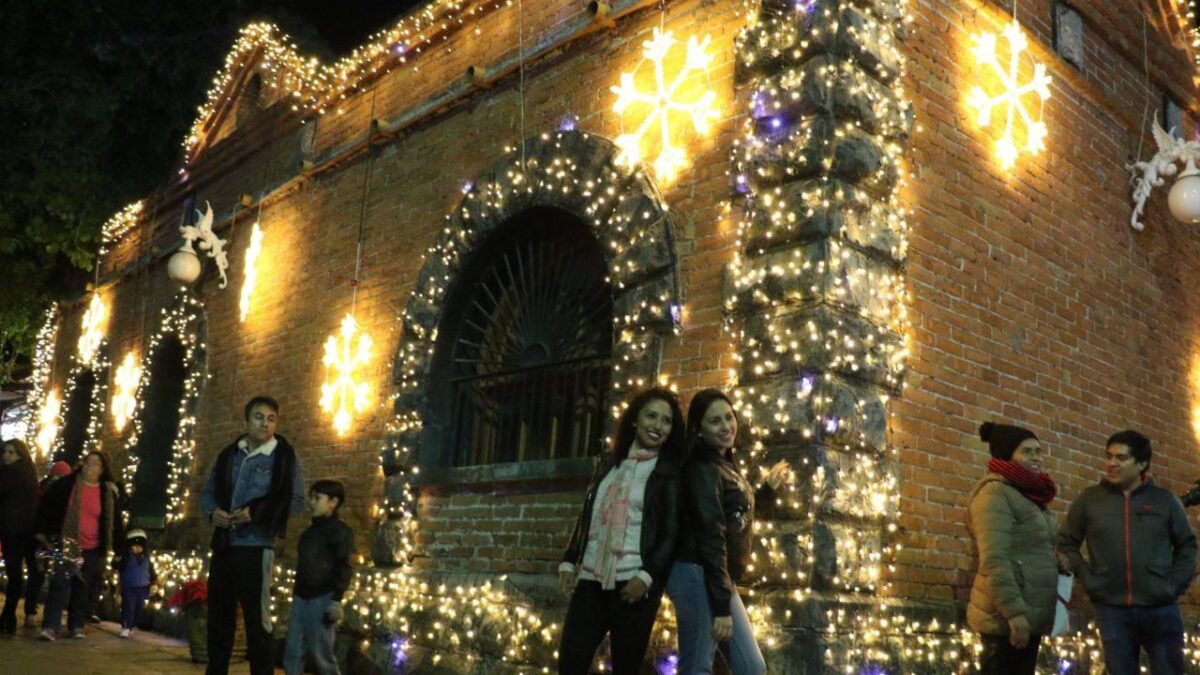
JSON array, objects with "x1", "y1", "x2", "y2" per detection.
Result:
[
  {"x1": 57, "y1": 369, "x2": 97, "y2": 466},
  {"x1": 428, "y1": 207, "x2": 612, "y2": 467},
  {"x1": 128, "y1": 335, "x2": 186, "y2": 528}
]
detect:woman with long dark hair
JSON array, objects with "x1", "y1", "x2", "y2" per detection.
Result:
[
  {"x1": 557, "y1": 387, "x2": 686, "y2": 675},
  {"x1": 0, "y1": 438, "x2": 39, "y2": 633},
  {"x1": 34, "y1": 449, "x2": 123, "y2": 640},
  {"x1": 668, "y1": 388, "x2": 790, "y2": 675}
]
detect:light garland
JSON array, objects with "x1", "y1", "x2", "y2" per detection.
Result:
[
  {"x1": 54, "y1": 342, "x2": 111, "y2": 462},
  {"x1": 320, "y1": 313, "x2": 373, "y2": 436},
  {"x1": 611, "y1": 28, "x2": 720, "y2": 182},
  {"x1": 110, "y1": 351, "x2": 142, "y2": 432},
  {"x1": 965, "y1": 19, "x2": 1051, "y2": 171},
  {"x1": 99, "y1": 200, "x2": 145, "y2": 257},
  {"x1": 77, "y1": 293, "x2": 109, "y2": 365},
  {"x1": 26, "y1": 305, "x2": 59, "y2": 463},
  {"x1": 239, "y1": 221, "x2": 265, "y2": 322},
  {"x1": 121, "y1": 292, "x2": 208, "y2": 523}
]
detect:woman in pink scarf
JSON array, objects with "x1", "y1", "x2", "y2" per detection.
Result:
[{"x1": 557, "y1": 388, "x2": 687, "y2": 675}]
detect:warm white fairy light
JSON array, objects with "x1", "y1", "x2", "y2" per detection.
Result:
[
  {"x1": 611, "y1": 28, "x2": 720, "y2": 182},
  {"x1": 99, "y1": 200, "x2": 145, "y2": 256},
  {"x1": 77, "y1": 293, "x2": 109, "y2": 365},
  {"x1": 111, "y1": 351, "x2": 142, "y2": 432},
  {"x1": 320, "y1": 313, "x2": 372, "y2": 436},
  {"x1": 35, "y1": 390, "x2": 61, "y2": 459},
  {"x1": 965, "y1": 20, "x2": 1051, "y2": 170},
  {"x1": 25, "y1": 305, "x2": 59, "y2": 461},
  {"x1": 239, "y1": 222, "x2": 264, "y2": 322}
]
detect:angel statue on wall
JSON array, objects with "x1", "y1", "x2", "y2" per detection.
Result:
[
  {"x1": 1127, "y1": 115, "x2": 1200, "y2": 231},
  {"x1": 179, "y1": 201, "x2": 230, "y2": 288}
]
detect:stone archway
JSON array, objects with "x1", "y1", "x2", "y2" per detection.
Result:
[
  {"x1": 56, "y1": 343, "x2": 110, "y2": 465},
  {"x1": 374, "y1": 129, "x2": 682, "y2": 564}
]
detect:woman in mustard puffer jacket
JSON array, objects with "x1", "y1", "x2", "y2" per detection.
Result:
[{"x1": 966, "y1": 422, "x2": 1060, "y2": 675}]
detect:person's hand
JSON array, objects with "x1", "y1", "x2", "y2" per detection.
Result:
[
  {"x1": 712, "y1": 616, "x2": 733, "y2": 642},
  {"x1": 324, "y1": 601, "x2": 344, "y2": 624},
  {"x1": 765, "y1": 460, "x2": 793, "y2": 490},
  {"x1": 559, "y1": 569, "x2": 578, "y2": 598},
  {"x1": 619, "y1": 578, "x2": 648, "y2": 604},
  {"x1": 1007, "y1": 615, "x2": 1031, "y2": 648},
  {"x1": 1055, "y1": 552, "x2": 1072, "y2": 574},
  {"x1": 231, "y1": 507, "x2": 252, "y2": 525},
  {"x1": 211, "y1": 509, "x2": 233, "y2": 528}
]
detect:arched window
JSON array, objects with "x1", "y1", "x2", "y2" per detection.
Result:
[
  {"x1": 58, "y1": 370, "x2": 96, "y2": 466},
  {"x1": 428, "y1": 207, "x2": 612, "y2": 468},
  {"x1": 128, "y1": 336, "x2": 186, "y2": 528}
]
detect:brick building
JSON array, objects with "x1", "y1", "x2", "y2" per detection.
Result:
[{"x1": 22, "y1": 0, "x2": 1200, "y2": 671}]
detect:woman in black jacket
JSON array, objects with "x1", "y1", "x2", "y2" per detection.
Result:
[
  {"x1": 667, "y1": 389, "x2": 791, "y2": 675},
  {"x1": 0, "y1": 438, "x2": 39, "y2": 633},
  {"x1": 34, "y1": 449, "x2": 123, "y2": 640},
  {"x1": 557, "y1": 387, "x2": 686, "y2": 675}
]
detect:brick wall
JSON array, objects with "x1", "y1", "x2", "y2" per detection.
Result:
[{"x1": 39, "y1": 0, "x2": 1200, "y2": 659}]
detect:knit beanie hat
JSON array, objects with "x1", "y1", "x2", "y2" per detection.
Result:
[
  {"x1": 126, "y1": 529, "x2": 148, "y2": 546},
  {"x1": 50, "y1": 461, "x2": 72, "y2": 477},
  {"x1": 979, "y1": 421, "x2": 1037, "y2": 461}
]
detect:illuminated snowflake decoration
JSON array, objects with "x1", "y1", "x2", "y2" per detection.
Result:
[
  {"x1": 239, "y1": 222, "x2": 265, "y2": 322},
  {"x1": 111, "y1": 351, "x2": 142, "y2": 432},
  {"x1": 611, "y1": 28, "x2": 719, "y2": 182},
  {"x1": 320, "y1": 313, "x2": 372, "y2": 436},
  {"x1": 966, "y1": 20, "x2": 1051, "y2": 170},
  {"x1": 77, "y1": 294, "x2": 108, "y2": 365},
  {"x1": 36, "y1": 390, "x2": 61, "y2": 458}
]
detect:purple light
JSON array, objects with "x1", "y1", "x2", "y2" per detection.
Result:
[
  {"x1": 823, "y1": 416, "x2": 840, "y2": 434},
  {"x1": 857, "y1": 665, "x2": 890, "y2": 675},
  {"x1": 770, "y1": 117, "x2": 783, "y2": 130},
  {"x1": 1058, "y1": 658, "x2": 1074, "y2": 675},
  {"x1": 795, "y1": 374, "x2": 815, "y2": 396},
  {"x1": 390, "y1": 636, "x2": 409, "y2": 674},
  {"x1": 655, "y1": 652, "x2": 679, "y2": 675},
  {"x1": 392, "y1": 42, "x2": 408, "y2": 56},
  {"x1": 460, "y1": 179, "x2": 475, "y2": 194},
  {"x1": 558, "y1": 115, "x2": 578, "y2": 132},
  {"x1": 669, "y1": 303, "x2": 683, "y2": 326},
  {"x1": 735, "y1": 174, "x2": 749, "y2": 194},
  {"x1": 795, "y1": 0, "x2": 819, "y2": 12}
]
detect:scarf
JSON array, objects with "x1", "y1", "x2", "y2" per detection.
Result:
[
  {"x1": 987, "y1": 458, "x2": 1057, "y2": 507},
  {"x1": 592, "y1": 447, "x2": 658, "y2": 589}
]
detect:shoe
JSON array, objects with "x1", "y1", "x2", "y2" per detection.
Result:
[
  {"x1": 118, "y1": 628, "x2": 130, "y2": 639},
  {"x1": 88, "y1": 614, "x2": 101, "y2": 624},
  {"x1": 24, "y1": 616, "x2": 38, "y2": 629},
  {"x1": 37, "y1": 630, "x2": 55, "y2": 641},
  {"x1": 70, "y1": 630, "x2": 85, "y2": 639}
]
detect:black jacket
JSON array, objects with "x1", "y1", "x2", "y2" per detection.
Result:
[
  {"x1": 0, "y1": 460, "x2": 38, "y2": 534},
  {"x1": 294, "y1": 514, "x2": 356, "y2": 601},
  {"x1": 562, "y1": 453, "x2": 682, "y2": 586},
  {"x1": 208, "y1": 434, "x2": 300, "y2": 549},
  {"x1": 35, "y1": 473, "x2": 123, "y2": 554},
  {"x1": 675, "y1": 446, "x2": 773, "y2": 617}
]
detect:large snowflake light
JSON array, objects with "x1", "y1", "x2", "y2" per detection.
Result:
[
  {"x1": 111, "y1": 351, "x2": 142, "y2": 432},
  {"x1": 611, "y1": 28, "x2": 719, "y2": 182},
  {"x1": 239, "y1": 222, "x2": 265, "y2": 322},
  {"x1": 36, "y1": 390, "x2": 61, "y2": 459},
  {"x1": 77, "y1": 293, "x2": 108, "y2": 365},
  {"x1": 966, "y1": 20, "x2": 1051, "y2": 170},
  {"x1": 320, "y1": 313, "x2": 372, "y2": 436}
]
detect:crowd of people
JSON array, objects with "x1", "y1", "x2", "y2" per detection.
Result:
[{"x1": 0, "y1": 388, "x2": 1197, "y2": 675}]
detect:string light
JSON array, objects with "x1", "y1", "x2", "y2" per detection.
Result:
[
  {"x1": 99, "y1": 200, "x2": 145, "y2": 257},
  {"x1": 25, "y1": 305, "x2": 59, "y2": 463},
  {"x1": 77, "y1": 293, "x2": 109, "y2": 365},
  {"x1": 611, "y1": 28, "x2": 720, "y2": 182},
  {"x1": 239, "y1": 221, "x2": 265, "y2": 322},
  {"x1": 320, "y1": 313, "x2": 373, "y2": 436},
  {"x1": 965, "y1": 20, "x2": 1051, "y2": 170},
  {"x1": 111, "y1": 351, "x2": 142, "y2": 432},
  {"x1": 35, "y1": 390, "x2": 61, "y2": 460}
]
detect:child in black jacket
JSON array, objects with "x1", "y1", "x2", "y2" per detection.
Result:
[{"x1": 282, "y1": 480, "x2": 355, "y2": 675}]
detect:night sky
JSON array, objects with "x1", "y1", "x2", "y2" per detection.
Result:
[{"x1": 282, "y1": 1, "x2": 428, "y2": 55}]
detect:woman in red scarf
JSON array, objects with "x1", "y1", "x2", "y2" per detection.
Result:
[{"x1": 966, "y1": 422, "x2": 1059, "y2": 674}]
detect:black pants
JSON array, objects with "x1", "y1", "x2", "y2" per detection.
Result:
[
  {"x1": 979, "y1": 633, "x2": 1042, "y2": 675},
  {"x1": 24, "y1": 533, "x2": 44, "y2": 617},
  {"x1": 206, "y1": 546, "x2": 276, "y2": 675},
  {"x1": 0, "y1": 531, "x2": 30, "y2": 629},
  {"x1": 558, "y1": 579, "x2": 664, "y2": 675}
]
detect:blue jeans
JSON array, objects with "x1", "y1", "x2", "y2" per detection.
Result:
[
  {"x1": 1094, "y1": 603, "x2": 1185, "y2": 675},
  {"x1": 282, "y1": 593, "x2": 340, "y2": 675},
  {"x1": 121, "y1": 586, "x2": 149, "y2": 629},
  {"x1": 42, "y1": 548, "x2": 103, "y2": 634},
  {"x1": 666, "y1": 562, "x2": 765, "y2": 675}
]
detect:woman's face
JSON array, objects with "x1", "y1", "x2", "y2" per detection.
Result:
[
  {"x1": 1010, "y1": 438, "x2": 1045, "y2": 473},
  {"x1": 700, "y1": 399, "x2": 737, "y2": 450},
  {"x1": 634, "y1": 398, "x2": 673, "y2": 450},
  {"x1": 82, "y1": 454, "x2": 104, "y2": 483},
  {"x1": 1, "y1": 444, "x2": 18, "y2": 466}
]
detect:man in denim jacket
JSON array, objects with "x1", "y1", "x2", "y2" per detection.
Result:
[{"x1": 199, "y1": 395, "x2": 305, "y2": 675}]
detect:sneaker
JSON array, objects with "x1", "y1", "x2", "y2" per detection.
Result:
[
  {"x1": 70, "y1": 630, "x2": 85, "y2": 639},
  {"x1": 37, "y1": 630, "x2": 55, "y2": 641},
  {"x1": 88, "y1": 614, "x2": 101, "y2": 624},
  {"x1": 23, "y1": 616, "x2": 38, "y2": 629},
  {"x1": 118, "y1": 628, "x2": 130, "y2": 639}
]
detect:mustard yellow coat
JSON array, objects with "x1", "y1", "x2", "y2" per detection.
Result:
[{"x1": 966, "y1": 473, "x2": 1059, "y2": 636}]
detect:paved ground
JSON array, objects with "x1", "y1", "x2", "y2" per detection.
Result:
[{"x1": 0, "y1": 597, "x2": 262, "y2": 674}]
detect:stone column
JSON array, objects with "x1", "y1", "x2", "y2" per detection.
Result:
[{"x1": 728, "y1": 0, "x2": 913, "y2": 669}]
